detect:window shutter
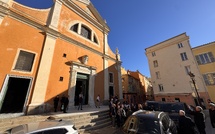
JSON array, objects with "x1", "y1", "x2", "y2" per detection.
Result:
[
  {"x1": 208, "y1": 52, "x2": 215, "y2": 62},
  {"x1": 202, "y1": 74, "x2": 209, "y2": 85},
  {"x1": 195, "y1": 55, "x2": 201, "y2": 65}
]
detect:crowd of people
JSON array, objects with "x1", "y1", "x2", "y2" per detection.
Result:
[
  {"x1": 53, "y1": 94, "x2": 215, "y2": 133},
  {"x1": 109, "y1": 95, "x2": 145, "y2": 128},
  {"x1": 53, "y1": 94, "x2": 69, "y2": 113},
  {"x1": 178, "y1": 100, "x2": 215, "y2": 134},
  {"x1": 108, "y1": 97, "x2": 215, "y2": 134}
]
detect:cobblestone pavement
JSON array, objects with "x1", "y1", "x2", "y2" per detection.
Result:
[{"x1": 84, "y1": 126, "x2": 119, "y2": 134}]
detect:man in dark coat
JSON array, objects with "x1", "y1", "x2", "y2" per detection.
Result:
[
  {"x1": 53, "y1": 95, "x2": 59, "y2": 112},
  {"x1": 63, "y1": 95, "x2": 69, "y2": 113},
  {"x1": 60, "y1": 95, "x2": 66, "y2": 111},
  {"x1": 178, "y1": 110, "x2": 196, "y2": 134},
  {"x1": 110, "y1": 103, "x2": 116, "y2": 127},
  {"x1": 193, "y1": 106, "x2": 206, "y2": 134},
  {"x1": 209, "y1": 103, "x2": 215, "y2": 128},
  {"x1": 78, "y1": 92, "x2": 83, "y2": 110}
]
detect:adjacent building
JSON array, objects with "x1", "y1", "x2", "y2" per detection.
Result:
[
  {"x1": 121, "y1": 68, "x2": 151, "y2": 104},
  {"x1": 192, "y1": 41, "x2": 215, "y2": 102},
  {"x1": 145, "y1": 33, "x2": 209, "y2": 107},
  {"x1": 0, "y1": 0, "x2": 122, "y2": 115}
]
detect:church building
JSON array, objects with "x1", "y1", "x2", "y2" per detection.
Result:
[{"x1": 0, "y1": 0, "x2": 122, "y2": 114}]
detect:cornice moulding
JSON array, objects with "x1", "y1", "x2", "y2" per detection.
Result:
[{"x1": 0, "y1": 1, "x2": 9, "y2": 8}]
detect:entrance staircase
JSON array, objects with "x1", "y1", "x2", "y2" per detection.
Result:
[{"x1": 0, "y1": 108, "x2": 111, "y2": 133}]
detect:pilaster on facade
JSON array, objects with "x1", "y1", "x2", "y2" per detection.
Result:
[
  {"x1": 116, "y1": 61, "x2": 123, "y2": 99},
  {"x1": 47, "y1": 0, "x2": 62, "y2": 31},
  {"x1": 103, "y1": 56, "x2": 109, "y2": 100},
  {"x1": 103, "y1": 33, "x2": 109, "y2": 55},
  {"x1": 0, "y1": 1, "x2": 9, "y2": 25},
  {"x1": 0, "y1": 0, "x2": 12, "y2": 6},
  {"x1": 28, "y1": 33, "x2": 57, "y2": 114}
]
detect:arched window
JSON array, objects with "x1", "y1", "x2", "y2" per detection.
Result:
[
  {"x1": 69, "y1": 22, "x2": 99, "y2": 45},
  {"x1": 70, "y1": 23, "x2": 78, "y2": 33},
  {"x1": 81, "y1": 25, "x2": 91, "y2": 40}
]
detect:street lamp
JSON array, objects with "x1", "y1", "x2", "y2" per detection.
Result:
[{"x1": 188, "y1": 72, "x2": 201, "y2": 106}]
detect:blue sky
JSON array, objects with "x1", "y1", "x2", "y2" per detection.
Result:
[{"x1": 15, "y1": 0, "x2": 215, "y2": 77}]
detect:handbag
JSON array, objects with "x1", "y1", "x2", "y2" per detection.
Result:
[{"x1": 61, "y1": 104, "x2": 64, "y2": 110}]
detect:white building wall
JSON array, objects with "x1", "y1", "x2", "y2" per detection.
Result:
[{"x1": 146, "y1": 33, "x2": 206, "y2": 96}]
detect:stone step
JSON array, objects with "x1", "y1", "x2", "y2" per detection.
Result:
[
  {"x1": 76, "y1": 116, "x2": 111, "y2": 129},
  {"x1": 0, "y1": 109, "x2": 111, "y2": 133}
]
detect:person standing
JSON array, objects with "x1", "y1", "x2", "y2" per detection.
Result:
[
  {"x1": 116, "y1": 105, "x2": 122, "y2": 128},
  {"x1": 53, "y1": 95, "x2": 59, "y2": 112},
  {"x1": 78, "y1": 92, "x2": 83, "y2": 110},
  {"x1": 207, "y1": 99, "x2": 215, "y2": 109},
  {"x1": 60, "y1": 95, "x2": 66, "y2": 111},
  {"x1": 63, "y1": 95, "x2": 69, "y2": 113},
  {"x1": 110, "y1": 103, "x2": 116, "y2": 127},
  {"x1": 209, "y1": 103, "x2": 215, "y2": 128},
  {"x1": 96, "y1": 95, "x2": 100, "y2": 108},
  {"x1": 192, "y1": 106, "x2": 206, "y2": 134},
  {"x1": 178, "y1": 110, "x2": 196, "y2": 134}
]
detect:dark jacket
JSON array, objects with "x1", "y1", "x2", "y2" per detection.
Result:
[
  {"x1": 209, "y1": 109, "x2": 215, "y2": 128},
  {"x1": 111, "y1": 106, "x2": 116, "y2": 117},
  {"x1": 54, "y1": 97, "x2": 59, "y2": 105},
  {"x1": 193, "y1": 111, "x2": 205, "y2": 129},
  {"x1": 178, "y1": 115, "x2": 195, "y2": 134}
]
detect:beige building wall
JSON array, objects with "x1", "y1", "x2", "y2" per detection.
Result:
[{"x1": 145, "y1": 33, "x2": 208, "y2": 106}]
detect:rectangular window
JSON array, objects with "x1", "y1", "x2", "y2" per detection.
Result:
[
  {"x1": 178, "y1": 43, "x2": 183, "y2": 48},
  {"x1": 185, "y1": 66, "x2": 191, "y2": 75},
  {"x1": 109, "y1": 73, "x2": 113, "y2": 83},
  {"x1": 156, "y1": 71, "x2": 160, "y2": 79},
  {"x1": 195, "y1": 52, "x2": 215, "y2": 65},
  {"x1": 158, "y1": 84, "x2": 164, "y2": 92},
  {"x1": 14, "y1": 50, "x2": 35, "y2": 72},
  {"x1": 153, "y1": 60, "x2": 158, "y2": 67},
  {"x1": 152, "y1": 52, "x2": 156, "y2": 57},
  {"x1": 180, "y1": 52, "x2": 188, "y2": 61},
  {"x1": 59, "y1": 77, "x2": 64, "y2": 81},
  {"x1": 162, "y1": 98, "x2": 166, "y2": 101},
  {"x1": 203, "y1": 73, "x2": 215, "y2": 85},
  {"x1": 175, "y1": 98, "x2": 180, "y2": 102}
]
